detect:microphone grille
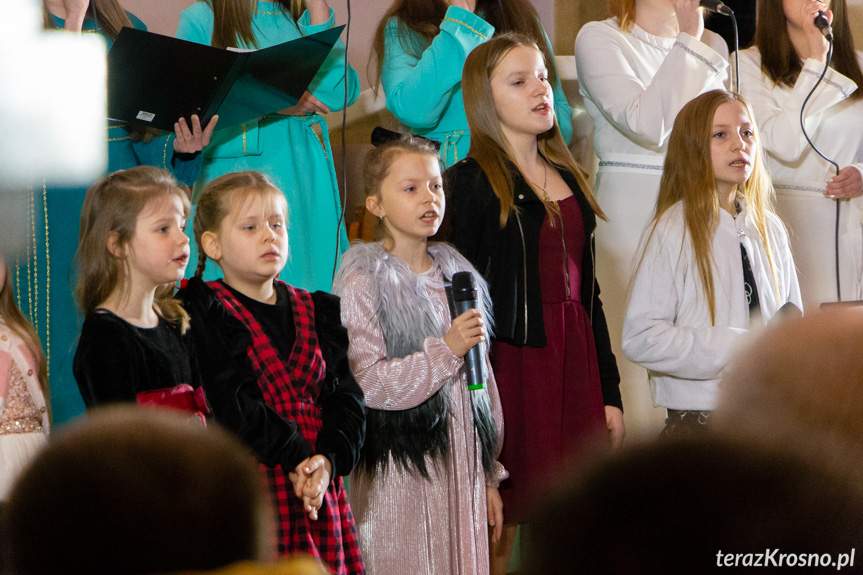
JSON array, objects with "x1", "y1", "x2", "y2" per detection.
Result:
[{"x1": 451, "y1": 271, "x2": 477, "y2": 301}]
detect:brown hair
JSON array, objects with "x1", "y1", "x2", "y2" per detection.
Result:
[
  {"x1": 717, "y1": 309, "x2": 863, "y2": 483},
  {"x1": 1, "y1": 406, "x2": 271, "y2": 575},
  {"x1": 76, "y1": 167, "x2": 191, "y2": 332},
  {"x1": 462, "y1": 33, "x2": 606, "y2": 228},
  {"x1": 608, "y1": 0, "x2": 636, "y2": 33},
  {"x1": 193, "y1": 171, "x2": 287, "y2": 277},
  {"x1": 642, "y1": 90, "x2": 779, "y2": 324},
  {"x1": 756, "y1": 0, "x2": 863, "y2": 100},
  {"x1": 42, "y1": 0, "x2": 132, "y2": 39},
  {"x1": 0, "y1": 261, "x2": 49, "y2": 414},
  {"x1": 205, "y1": 0, "x2": 306, "y2": 49},
  {"x1": 371, "y1": 0, "x2": 559, "y2": 89},
  {"x1": 524, "y1": 436, "x2": 863, "y2": 574},
  {"x1": 362, "y1": 135, "x2": 441, "y2": 243}
]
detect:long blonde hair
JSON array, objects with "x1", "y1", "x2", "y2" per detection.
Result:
[
  {"x1": 461, "y1": 33, "x2": 606, "y2": 228},
  {"x1": 205, "y1": 0, "x2": 306, "y2": 49},
  {"x1": 0, "y1": 261, "x2": 49, "y2": 413},
  {"x1": 645, "y1": 90, "x2": 779, "y2": 324},
  {"x1": 193, "y1": 171, "x2": 287, "y2": 277},
  {"x1": 76, "y1": 167, "x2": 191, "y2": 332}
]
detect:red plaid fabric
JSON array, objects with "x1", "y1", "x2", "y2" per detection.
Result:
[{"x1": 209, "y1": 281, "x2": 364, "y2": 574}]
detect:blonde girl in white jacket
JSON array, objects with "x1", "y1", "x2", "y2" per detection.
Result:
[{"x1": 623, "y1": 90, "x2": 801, "y2": 437}]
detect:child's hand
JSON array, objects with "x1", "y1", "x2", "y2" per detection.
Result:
[
  {"x1": 447, "y1": 0, "x2": 476, "y2": 12},
  {"x1": 671, "y1": 0, "x2": 704, "y2": 40},
  {"x1": 444, "y1": 309, "x2": 486, "y2": 358},
  {"x1": 173, "y1": 114, "x2": 218, "y2": 154},
  {"x1": 290, "y1": 455, "x2": 332, "y2": 521},
  {"x1": 304, "y1": 0, "x2": 331, "y2": 25},
  {"x1": 277, "y1": 92, "x2": 331, "y2": 117},
  {"x1": 800, "y1": 0, "x2": 831, "y2": 62},
  {"x1": 605, "y1": 405, "x2": 626, "y2": 449},
  {"x1": 825, "y1": 166, "x2": 863, "y2": 199},
  {"x1": 60, "y1": 0, "x2": 89, "y2": 31},
  {"x1": 487, "y1": 486, "x2": 504, "y2": 543}
]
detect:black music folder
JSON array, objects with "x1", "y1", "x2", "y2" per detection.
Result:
[{"x1": 107, "y1": 25, "x2": 345, "y2": 132}]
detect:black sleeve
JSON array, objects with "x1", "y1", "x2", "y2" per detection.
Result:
[
  {"x1": 590, "y1": 278, "x2": 623, "y2": 411},
  {"x1": 73, "y1": 319, "x2": 140, "y2": 407},
  {"x1": 446, "y1": 160, "x2": 489, "y2": 268},
  {"x1": 180, "y1": 279, "x2": 313, "y2": 470},
  {"x1": 311, "y1": 291, "x2": 366, "y2": 478}
]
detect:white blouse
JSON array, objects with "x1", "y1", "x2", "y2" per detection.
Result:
[
  {"x1": 576, "y1": 18, "x2": 729, "y2": 169},
  {"x1": 738, "y1": 47, "x2": 863, "y2": 189}
]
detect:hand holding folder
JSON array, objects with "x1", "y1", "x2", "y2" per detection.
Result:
[
  {"x1": 277, "y1": 91, "x2": 330, "y2": 116},
  {"x1": 108, "y1": 25, "x2": 345, "y2": 132},
  {"x1": 173, "y1": 114, "x2": 219, "y2": 153}
]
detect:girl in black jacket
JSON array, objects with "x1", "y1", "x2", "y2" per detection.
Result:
[{"x1": 445, "y1": 33, "x2": 623, "y2": 573}]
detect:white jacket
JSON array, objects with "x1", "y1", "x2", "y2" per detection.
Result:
[{"x1": 622, "y1": 200, "x2": 801, "y2": 410}]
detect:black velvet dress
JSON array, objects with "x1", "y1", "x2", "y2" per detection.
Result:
[{"x1": 73, "y1": 310, "x2": 195, "y2": 407}]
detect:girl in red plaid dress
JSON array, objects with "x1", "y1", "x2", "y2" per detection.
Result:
[{"x1": 179, "y1": 171, "x2": 365, "y2": 574}]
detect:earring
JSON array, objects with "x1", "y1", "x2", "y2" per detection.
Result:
[{"x1": 379, "y1": 215, "x2": 383, "y2": 221}]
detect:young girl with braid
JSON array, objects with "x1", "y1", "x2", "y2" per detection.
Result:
[{"x1": 178, "y1": 171, "x2": 365, "y2": 574}]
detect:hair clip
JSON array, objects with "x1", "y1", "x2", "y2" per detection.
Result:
[{"x1": 370, "y1": 126, "x2": 442, "y2": 152}]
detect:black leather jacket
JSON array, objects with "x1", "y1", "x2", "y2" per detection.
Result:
[{"x1": 446, "y1": 158, "x2": 622, "y2": 409}]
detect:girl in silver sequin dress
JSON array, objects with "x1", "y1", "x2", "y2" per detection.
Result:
[
  {"x1": 0, "y1": 255, "x2": 50, "y2": 500},
  {"x1": 333, "y1": 135, "x2": 507, "y2": 575}
]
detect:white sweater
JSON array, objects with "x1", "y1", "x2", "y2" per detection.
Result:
[{"x1": 622, "y1": 201, "x2": 801, "y2": 410}]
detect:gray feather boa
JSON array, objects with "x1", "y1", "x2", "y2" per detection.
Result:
[{"x1": 333, "y1": 241, "x2": 493, "y2": 359}]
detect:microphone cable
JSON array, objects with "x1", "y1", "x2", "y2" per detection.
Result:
[
  {"x1": 799, "y1": 40, "x2": 842, "y2": 300},
  {"x1": 333, "y1": 0, "x2": 351, "y2": 282},
  {"x1": 702, "y1": 1, "x2": 738, "y2": 92},
  {"x1": 730, "y1": 11, "x2": 739, "y2": 94}
]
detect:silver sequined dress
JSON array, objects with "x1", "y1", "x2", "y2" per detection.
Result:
[{"x1": 339, "y1": 265, "x2": 506, "y2": 575}]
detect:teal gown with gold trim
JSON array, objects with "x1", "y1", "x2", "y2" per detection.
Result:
[
  {"x1": 176, "y1": 1, "x2": 359, "y2": 293},
  {"x1": 380, "y1": 5, "x2": 573, "y2": 168}
]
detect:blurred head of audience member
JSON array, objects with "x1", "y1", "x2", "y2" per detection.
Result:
[
  {"x1": 178, "y1": 557, "x2": 329, "y2": 575},
  {"x1": 715, "y1": 308, "x2": 863, "y2": 479},
  {"x1": 523, "y1": 437, "x2": 863, "y2": 574},
  {"x1": 1, "y1": 406, "x2": 272, "y2": 575}
]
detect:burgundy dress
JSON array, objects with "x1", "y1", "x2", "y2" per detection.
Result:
[{"x1": 491, "y1": 195, "x2": 607, "y2": 523}]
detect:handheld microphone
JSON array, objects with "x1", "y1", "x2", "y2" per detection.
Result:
[
  {"x1": 814, "y1": 10, "x2": 833, "y2": 41},
  {"x1": 700, "y1": 0, "x2": 733, "y2": 16},
  {"x1": 446, "y1": 272, "x2": 487, "y2": 391}
]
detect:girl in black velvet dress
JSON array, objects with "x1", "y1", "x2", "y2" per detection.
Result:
[{"x1": 73, "y1": 167, "x2": 205, "y2": 420}]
